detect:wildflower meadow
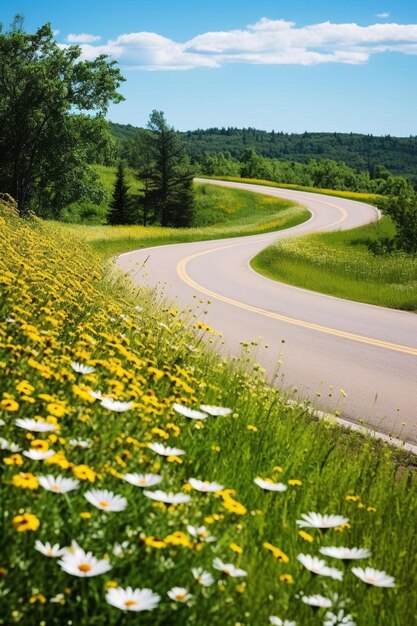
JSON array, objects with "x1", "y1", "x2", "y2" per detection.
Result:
[{"x1": 0, "y1": 195, "x2": 416, "y2": 626}]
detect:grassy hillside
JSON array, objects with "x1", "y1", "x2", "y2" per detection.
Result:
[
  {"x1": 55, "y1": 181, "x2": 309, "y2": 258},
  {"x1": 252, "y1": 216, "x2": 417, "y2": 311},
  {"x1": 1, "y1": 196, "x2": 417, "y2": 626}
]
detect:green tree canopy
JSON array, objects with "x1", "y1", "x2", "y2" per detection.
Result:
[{"x1": 0, "y1": 16, "x2": 124, "y2": 216}]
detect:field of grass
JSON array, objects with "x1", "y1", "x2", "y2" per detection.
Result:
[
  {"x1": 54, "y1": 182, "x2": 309, "y2": 258},
  {"x1": 0, "y1": 196, "x2": 417, "y2": 626},
  {"x1": 201, "y1": 175, "x2": 382, "y2": 205},
  {"x1": 251, "y1": 216, "x2": 417, "y2": 311}
]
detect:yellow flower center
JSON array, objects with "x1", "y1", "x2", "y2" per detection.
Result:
[
  {"x1": 124, "y1": 599, "x2": 138, "y2": 607},
  {"x1": 99, "y1": 500, "x2": 109, "y2": 507},
  {"x1": 78, "y1": 563, "x2": 92, "y2": 573},
  {"x1": 176, "y1": 593, "x2": 186, "y2": 601},
  {"x1": 51, "y1": 485, "x2": 62, "y2": 492}
]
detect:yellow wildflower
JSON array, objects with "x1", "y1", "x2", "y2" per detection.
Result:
[
  {"x1": 0, "y1": 398, "x2": 19, "y2": 412},
  {"x1": 273, "y1": 466, "x2": 283, "y2": 473},
  {"x1": 12, "y1": 473, "x2": 39, "y2": 490},
  {"x1": 288, "y1": 479, "x2": 302, "y2": 486},
  {"x1": 247, "y1": 424, "x2": 258, "y2": 432},
  {"x1": 298, "y1": 530, "x2": 314, "y2": 543},
  {"x1": 263, "y1": 542, "x2": 289, "y2": 563},
  {"x1": 165, "y1": 532, "x2": 192, "y2": 548},
  {"x1": 80, "y1": 512, "x2": 92, "y2": 519},
  {"x1": 4, "y1": 454, "x2": 24, "y2": 466},
  {"x1": 230, "y1": 543, "x2": 243, "y2": 554},
  {"x1": 142, "y1": 536, "x2": 167, "y2": 549},
  {"x1": 72, "y1": 464, "x2": 96, "y2": 482},
  {"x1": 29, "y1": 594, "x2": 46, "y2": 604},
  {"x1": 30, "y1": 439, "x2": 49, "y2": 452},
  {"x1": 279, "y1": 574, "x2": 294, "y2": 584},
  {"x1": 12, "y1": 512, "x2": 40, "y2": 532}
]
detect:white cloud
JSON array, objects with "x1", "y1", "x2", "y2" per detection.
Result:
[
  {"x1": 376, "y1": 12, "x2": 390, "y2": 19},
  {"x1": 67, "y1": 33, "x2": 101, "y2": 43},
  {"x1": 71, "y1": 18, "x2": 417, "y2": 70}
]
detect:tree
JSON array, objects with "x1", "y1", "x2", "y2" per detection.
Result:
[
  {"x1": 107, "y1": 162, "x2": 132, "y2": 225},
  {"x1": 137, "y1": 111, "x2": 195, "y2": 227},
  {"x1": 0, "y1": 16, "x2": 124, "y2": 216},
  {"x1": 381, "y1": 180, "x2": 417, "y2": 254}
]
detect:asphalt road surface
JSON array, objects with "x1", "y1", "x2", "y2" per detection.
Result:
[{"x1": 116, "y1": 179, "x2": 417, "y2": 445}]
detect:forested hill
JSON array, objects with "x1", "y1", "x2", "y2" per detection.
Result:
[{"x1": 110, "y1": 122, "x2": 417, "y2": 179}]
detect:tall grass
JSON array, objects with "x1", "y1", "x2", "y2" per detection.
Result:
[
  {"x1": 0, "y1": 197, "x2": 416, "y2": 626},
  {"x1": 252, "y1": 217, "x2": 417, "y2": 311}
]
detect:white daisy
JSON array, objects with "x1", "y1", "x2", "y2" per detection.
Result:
[
  {"x1": 192, "y1": 567, "x2": 214, "y2": 586},
  {"x1": 187, "y1": 525, "x2": 216, "y2": 543},
  {"x1": 213, "y1": 557, "x2": 247, "y2": 577},
  {"x1": 143, "y1": 489, "x2": 190, "y2": 505},
  {"x1": 38, "y1": 475, "x2": 80, "y2": 493},
  {"x1": 123, "y1": 473, "x2": 162, "y2": 488},
  {"x1": 5, "y1": 317, "x2": 16, "y2": 323},
  {"x1": 199, "y1": 404, "x2": 232, "y2": 416},
  {"x1": 35, "y1": 541, "x2": 65, "y2": 558},
  {"x1": 173, "y1": 403, "x2": 208, "y2": 420},
  {"x1": 269, "y1": 617, "x2": 297, "y2": 626},
  {"x1": 0, "y1": 437, "x2": 21, "y2": 452},
  {"x1": 69, "y1": 438, "x2": 92, "y2": 448},
  {"x1": 296, "y1": 512, "x2": 349, "y2": 529},
  {"x1": 301, "y1": 594, "x2": 333, "y2": 608},
  {"x1": 148, "y1": 443, "x2": 185, "y2": 457},
  {"x1": 58, "y1": 545, "x2": 111, "y2": 577},
  {"x1": 188, "y1": 478, "x2": 224, "y2": 493},
  {"x1": 351, "y1": 566, "x2": 395, "y2": 587},
  {"x1": 167, "y1": 587, "x2": 193, "y2": 602},
  {"x1": 324, "y1": 609, "x2": 356, "y2": 626},
  {"x1": 15, "y1": 418, "x2": 56, "y2": 432},
  {"x1": 320, "y1": 547, "x2": 371, "y2": 561},
  {"x1": 297, "y1": 554, "x2": 343, "y2": 580},
  {"x1": 71, "y1": 362, "x2": 96, "y2": 375},
  {"x1": 84, "y1": 489, "x2": 127, "y2": 512},
  {"x1": 23, "y1": 449, "x2": 55, "y2": 461},
  {"x1": 100, "y1": 398, "x2": 133, "y2": 412},
  {"x1": 254, "y1": 478, "x2": 287, "y2": 492},
  {"x1": 106, "y1": 586, "x2": 160, "y2": 612}
]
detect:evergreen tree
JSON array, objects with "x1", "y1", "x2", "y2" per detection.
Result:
[
  {"x1": 107, "y1": 161, "x2": 131, "y2": 224},
  {"x1": 139, "y1": 111, "x2": 195, "y2": 227}
]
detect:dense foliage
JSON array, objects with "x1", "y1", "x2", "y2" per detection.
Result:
[
  {"x1": 110, "y1": 122, "x2": 417, "y2": 181},
  {"x1": 0, "y1": 17, "x2": 124, "y2": 216}
]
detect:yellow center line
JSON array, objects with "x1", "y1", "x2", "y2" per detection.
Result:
[{"x1": 175, "y1": 194, "x2": 416, "y2": 357}]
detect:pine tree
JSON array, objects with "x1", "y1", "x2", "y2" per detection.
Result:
[
  {"x1": 139, "y1": 111, "x2": 195, "y2": 227},
  {"x1": 107, "y1": 161, "x2": 131, "y2": 224}
]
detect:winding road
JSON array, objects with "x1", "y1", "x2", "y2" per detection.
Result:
[{"x1": 117, "y1": 179, "x2": 417, "y2": 446}]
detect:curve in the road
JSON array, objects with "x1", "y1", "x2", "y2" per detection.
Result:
[
  {"x1": 117, "y1": 179, "x2": 417, "y2": 445},
  {"x1": 176, "y1": 244, "x2": 417, "y2": 357}
]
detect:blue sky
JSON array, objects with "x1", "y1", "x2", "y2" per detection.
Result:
[{"x1": 3, "y1": 0, "x2": 417, "y2": 135}]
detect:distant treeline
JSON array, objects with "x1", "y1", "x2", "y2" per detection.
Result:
[{"x1": 110, "y1": 122, "x2": 417, "y2": 182}]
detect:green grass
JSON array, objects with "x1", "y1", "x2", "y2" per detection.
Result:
[
  {"x1": 252, "y1": 216, "x2": 417, "y2": 311},
  {"x1": 93, "y1": 163, "x2": 143, "y2": 196},
  {"x1": 54, "y1": 182, "x2": 309, "y2": 258},
  {"x1": 0, "y1": 199, "x2": 416, "y2": 625},
  {"x1": 201, "y1": 175, "x2": 382, "y2": 205}
]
